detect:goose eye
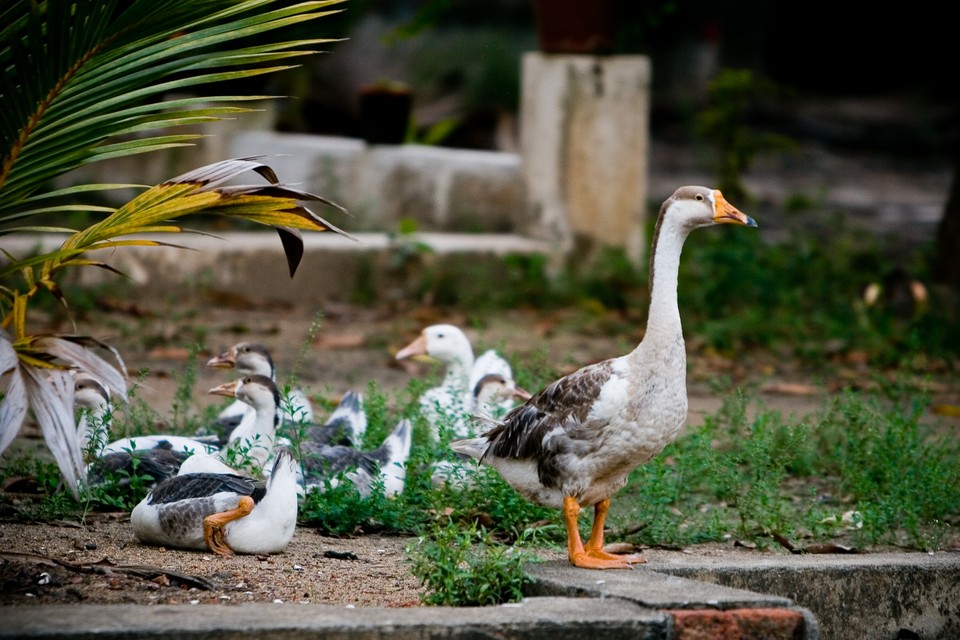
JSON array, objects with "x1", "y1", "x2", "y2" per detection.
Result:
[{"x1": 695, "y1": 194, "x2": 704, "y2": 201}]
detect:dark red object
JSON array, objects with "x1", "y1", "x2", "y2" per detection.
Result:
[{"x1": 532, "y1": 0, "x2": 620, "y2": 55}]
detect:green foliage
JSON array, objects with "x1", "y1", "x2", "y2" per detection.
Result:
[
  {"x1": 408, "y1": 519, "x2": 534, "y2": 606},
  {"x1": 619, "y1": 387, "x2": 959, "y2": 552},
  {"x1": 827, "y1": 392, "x2": 960, "y2": 549},
  {"x1": 694, "y1": 68, "x2": 798, "y2": 202}
]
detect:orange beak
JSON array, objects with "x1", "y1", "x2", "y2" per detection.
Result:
[
  {"x1": 206, "y1": 346, "x2": 238, "y2": 369},
  {"x1": 208, "y1": 380, "x2": 239, "y2": 398},
  {"x1": 395, "y1": 334, "x2": 430, "y2": 361},
  {"x1": 712, "y1": 190, "x2": 757, "y2": 227}
]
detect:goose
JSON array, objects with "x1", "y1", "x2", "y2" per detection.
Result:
[
  {"x1": 206, "y1": 342, "x2": 314, "y2": 428},
  {"x1": 131, "y1": 447, "x2": 299, "y2": 556},
  {"x1": 450, "y1": 186, "x2": 756, "y2": 569},
  {"x1": 74, "y1": 375, "x2": 211, "y2": 488},
  {"x1": 395, "y1": 324, "x2": 520, "y2": 440},
  {"x1": 430, "y1": 374, "x2": 532, "y2": 489},
  {"x1": 207, "y1": 375, "x2": 283, "y2": 474},
  {"x1": 303, "y1": 418, "x2": 412, "y2": 498},
  {"x1": 73, "y1": 374, "x2": 112, "y2": 460},
  {"x1": 87, "y1": 376, "x2": 282, "y2": 486},
  {"x1": 302, "y1": 389, "x2": 367, "y2": 449}
]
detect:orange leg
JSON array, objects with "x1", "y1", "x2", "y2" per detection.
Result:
[
  {"x1": 583, "y1": 499, "x2": 646, "y2": 565},
  {"x1": 563, "y1": 496, "x2": 639, "y2": 569},
  {"x1": 203, "y1": 496, "x2": 255, "y2": 556}
]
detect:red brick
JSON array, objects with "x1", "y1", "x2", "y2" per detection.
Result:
[
  {"x1": 669, "y1": 610, "x2": 739, "y2": 640},
  {"x1": 732, "y1": 608, "x2": 805, "y2": 640}
]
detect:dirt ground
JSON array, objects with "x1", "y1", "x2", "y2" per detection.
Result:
[{"x1": 2, "y1": 297, "x2": 959, "y2": 608}]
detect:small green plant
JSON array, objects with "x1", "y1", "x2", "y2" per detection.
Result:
[
  {"x1": 694, "y1": 68, "x2": 797, "y2": 202},
  {"x1": 408, "y1": 519, "x2": 534, "y2": 606}
]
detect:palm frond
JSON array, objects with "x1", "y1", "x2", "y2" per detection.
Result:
[{"x1": 1, "y1": 0, "x2": 345, "y2": 217}]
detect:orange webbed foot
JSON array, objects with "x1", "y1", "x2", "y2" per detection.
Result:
[
  {"x1": 202, "y1": 495, "x2": 254, "y2": 556},
  {"x1": 586, "y1": 548, "x2": 647, "y2": 565},
  {"x1": 569, "y1": 551, "x2": 638, "y2": 570}
]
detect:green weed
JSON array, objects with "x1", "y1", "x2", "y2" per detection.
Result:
[{"x1": 407, "y1": 519, "x2": 535, "y2": 606}]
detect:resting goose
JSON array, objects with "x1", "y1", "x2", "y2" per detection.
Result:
[
  {"x1": 303, "y1": 418, "x2": 412, "y2": 498},
  {"x1": 206, "y1": 342, "x2": 314, "y2": 428},
  {"x1": 207, "y1": 375, "x2": 283, "y2": 474},
  {"x1": 88, "y1": 376, "x2": 282, "y2": 486},
  {"x1": 451, "y1": 186, "x2": 756, "y2": 569},
  {"x1": 396, "y1": 324, "x2": 520, "y2": 440},
  {"x1": 74, "y1": 374, "x2": 112, "y2": 460},
  {"x1": 303, "y1": 390, "x2": 367, "y2": 448},
  {"x1": 75, "y1": 375, "x2": 212, "y2": 488},
  {"x1": 131, "y1": 447, "x2": 299, "y2": 556}
]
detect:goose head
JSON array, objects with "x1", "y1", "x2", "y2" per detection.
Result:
[
  {"x1": 473, "y1": 373, "x2": 531, "y2": 406},
  {"x1": 659, "y1": 186, "x2": 756, "y2": 233},
  {"x1": 208, "y1": 375, "x2": 281, "y2": 416},
  {"x1": 396, "y1": 324, "x2": 473, "y2": 369},
  {"x1": 206, "y1": 342, "x2": 275, "y2": 379},
  {"x1": 74, "y1": 374, "x2": 111, "y2": 415}
]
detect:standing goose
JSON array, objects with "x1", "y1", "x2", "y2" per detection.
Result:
[
  {"x1": 396, "y1": 324, "x2": 520, "y2": 440},
  {"x1": 131, "y1": 447, "x2": 299, "y2": 555},
  {"x1": 206, "y1": 342, "x2": 314, "y2": 428},
  {"x1": 451, "y1": 186, "x2": 756, "y2": 569}
]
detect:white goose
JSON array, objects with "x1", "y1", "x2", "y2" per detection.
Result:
[
  {"x1": 204, "y1": 375, "x2": 283, "y2": 474},
  {"x1": 430, "y1": 374, "x2": 531, "y2": 489},
  {"x1": 206, "y1": 342, "x2": 314, "y2": 429},
  {"x1": 395, "y1": 324, "x2": 520, "y2": 440},
  {"x1": 131, "y1": 447, "x2": 299, "y2": 556},
  {"x1": 451, "y1": 186, "x2": 756, "y2": 569}
]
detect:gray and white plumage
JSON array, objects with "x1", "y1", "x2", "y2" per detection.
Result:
[
  {"x1": 450, "y1": 186, "x2": 756, "y2": 569},
  {"x1": 75, "y1": 374, "x2": 212, "y2": 488},
  {"x1": 131, "y1": 447, "x2": 299, "y2": 554},
  {"x1": 303, "y1": 418, "x2": 412, "y2": 497}
]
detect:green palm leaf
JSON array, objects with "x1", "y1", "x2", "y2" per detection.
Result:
[
  {"x1": 0, "y1": 0, "x2": 351, "y2": 496},
  {"x1": 1, "y1": 0, "x2": 344, "y2": 214}
]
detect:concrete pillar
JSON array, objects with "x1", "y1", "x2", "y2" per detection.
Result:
[{"x1": 520, "y1": 52, "x2": 651, "y2": 264}]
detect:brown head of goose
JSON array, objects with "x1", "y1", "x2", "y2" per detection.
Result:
[{"x1": 451, "y1": 186, "x2": 756, "y2": 569}]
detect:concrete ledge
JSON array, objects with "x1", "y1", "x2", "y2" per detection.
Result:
[
  {"x1": 3, "y1": 231, "x2": 555, "y2": 306},
  {"x1": 653, "y1": 551, "x2": 960, "y2": 640},
  {"x1": 2, "y1": 597, "x2": 668, "y2": 639}
]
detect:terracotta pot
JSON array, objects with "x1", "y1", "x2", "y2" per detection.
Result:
[
  {"x1": 358, "y1": 84, "x2": 413, "y2": 145},
  {"x1": 532, "y1": 0, "x2": 620, "y2": 54}
]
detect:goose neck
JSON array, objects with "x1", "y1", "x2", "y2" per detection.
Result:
[{"x1": 643, "y1": 222, "x2": 688, "y2": 343}]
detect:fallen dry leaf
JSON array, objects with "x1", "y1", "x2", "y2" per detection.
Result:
[
  {"x1": 759, "y1": 381, "x2": 820, "y2": 396},
  {"x1": 315, "y1": 331, "x2": 367, "y2": 349}
]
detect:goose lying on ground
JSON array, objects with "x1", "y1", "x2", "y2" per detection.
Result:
[
  {"x1": 74, "y1": 375, "x2": 212, "y2": 487},
  {"x1": 206, "y1": 342, "x2": 314, "y2": 431},
  {"x1": 451, "y1": 186, "x2": 757, "y2": 569},
  {"x1": 396, "y1": 324, "x2": 521, "y2": 440},
  {"x1": 302, "y1": 418, "x2": 412, "y2": 498},
  {"x1": 430, "y1": 374, "x2": 531, "y2": 489},
  {"x1": 131, "y1": 447, "x2": 299, "y2": 556},
  {"x1": 73, "y1": 374, "x2": 112, "y2": 460}
]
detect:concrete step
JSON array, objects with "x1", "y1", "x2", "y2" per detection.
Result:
[{"x1": 5, "y1": 231, "x2": 556, "y2": 307}]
